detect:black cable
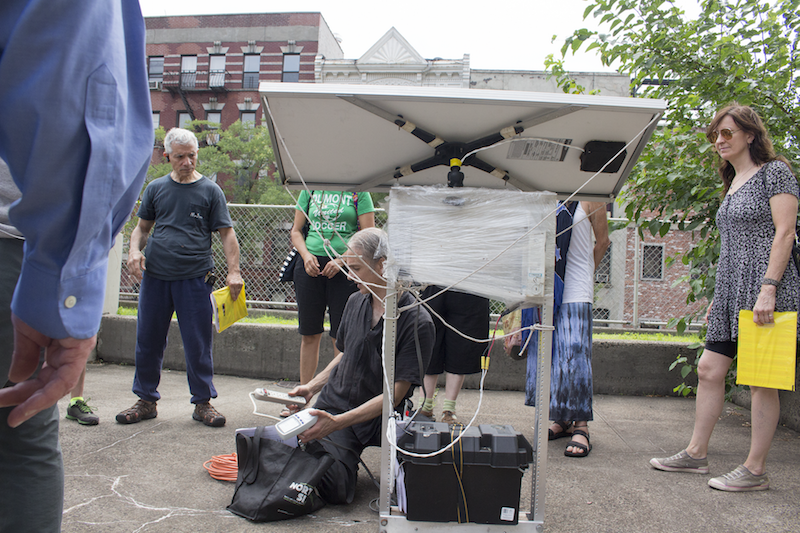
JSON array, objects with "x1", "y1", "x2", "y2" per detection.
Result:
[
  {"x1": 398, "y1": 290, "x2": 427, "y2": 434},
  {"x1": 413, "y1": 293, "x2": 427, "y2": 401}
]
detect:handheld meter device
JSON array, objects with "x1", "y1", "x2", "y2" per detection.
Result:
[{"x1": 275, "y1": 410, "x2": 318, "y2": 439}]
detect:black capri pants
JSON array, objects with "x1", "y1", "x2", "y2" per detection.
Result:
[
  {"x1": 422, "y1": 286, "x2": 489, "y2": 375},
  {"x1": 294, "y1": 254, "x2": 356, "y2": 338}
]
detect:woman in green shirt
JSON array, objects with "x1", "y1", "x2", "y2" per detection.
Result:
[{"x1": 289, "y1": 190, "x2": 375, "y2": 399}]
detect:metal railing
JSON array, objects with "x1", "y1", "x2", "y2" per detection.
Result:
[{"x1": 161, "y1": 70, "x2": 230, "y2": 91}]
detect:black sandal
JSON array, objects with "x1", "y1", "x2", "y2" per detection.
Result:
[
  {"x1": 564, "y1": 429, "x2": 592, "y2": 457},
  {"x1": 548, "y1": 420, "x2": 573, "y2": 440}
]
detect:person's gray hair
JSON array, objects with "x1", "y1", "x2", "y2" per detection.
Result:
[
  {"x1": 164, "y1": 128, "x2": 198, "y2": 154},
  {"x1": 348, "y1": 227, "x2": 389, "y2": 266}
]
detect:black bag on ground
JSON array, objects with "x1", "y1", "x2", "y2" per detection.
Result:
[{"x1": 227, "y1": 426, "x2": 335, "y2": 522}]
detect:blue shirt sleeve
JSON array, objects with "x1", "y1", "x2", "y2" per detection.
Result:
[{"x1": 0, "y1": 0, "x2": 154, "y2": 339}]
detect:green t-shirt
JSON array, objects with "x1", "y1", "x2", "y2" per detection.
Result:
[{"x1": 296, "y1": 190, "x2": 375, "y2": 256}]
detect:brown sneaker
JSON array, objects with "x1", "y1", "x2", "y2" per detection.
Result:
[
  {"x1": 441, "y1": 410, "x2": 458, "y2": 425},
  {"x1": 193, "y1": 402, "x2": 226, "y2": 427},
  {"x1": 116, "y1": 399, "x2": 157, "y2": 424}
]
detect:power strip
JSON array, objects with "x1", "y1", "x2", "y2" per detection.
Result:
[{"x1": 253, "y1": 388, "x2": 307, "y2": 406}]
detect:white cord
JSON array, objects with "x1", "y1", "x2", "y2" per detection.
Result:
[
  {"x1": 0, "y1": 226, "x2": 24, "y2": 239},
  {"x1": 248, "y1": 392, "x2": 283, "y2": 422},
  {"x1": 461, "y1": 136, "x2": 584, "y2": 164},
  {"x1": 388, "y1": 368, "x2": 489, "y2": 460},
  {"x1": 264, "y1": 96, "x2": 657, "y2": 462},
  {"x1": 397, "y1": 114, "x2": 660, "y2": 315}
]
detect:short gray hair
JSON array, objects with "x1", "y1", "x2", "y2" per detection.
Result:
[
  {"x1": 348, "y1": 227, "x2": 389, "y2": 266},
  {"x1": 164, "y1": 128, "x2": 198, "y2": 154}
]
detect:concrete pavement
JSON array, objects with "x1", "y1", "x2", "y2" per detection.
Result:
[{"x1": 57, "y1": 362, "x2": 800, "y2": 533}]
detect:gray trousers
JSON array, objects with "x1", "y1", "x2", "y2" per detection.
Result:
[{"x1": 0, "y1": 238, "x2": 64, "y2": 533}]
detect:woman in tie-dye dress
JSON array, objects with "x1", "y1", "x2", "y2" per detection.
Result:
[{"x1": 525, "y1": 201, "x2": 610, "y2": 458}]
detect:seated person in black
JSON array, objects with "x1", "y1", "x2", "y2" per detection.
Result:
[{"x1": 287, "y1": 227, "x2": 435, "y2": 504}]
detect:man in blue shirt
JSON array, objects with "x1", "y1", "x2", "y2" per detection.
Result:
[
  {"x1": 116, "y1": 128, "x2": 243, "y2": 428},
  {"x1": 0, "y1": 1, "x2": 153, "y2": 531}
]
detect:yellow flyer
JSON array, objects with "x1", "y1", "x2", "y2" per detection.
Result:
[
  {"x1": 210, "y1": 284, "x2": 248, "y2": 333},
  {"x1": 737, "y1": 310, "x2": 796, "y2": 391}
]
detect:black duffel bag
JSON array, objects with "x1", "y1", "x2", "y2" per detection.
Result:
[{"x1": 227, "y1": 426, "x2": 335, "y2": 522}]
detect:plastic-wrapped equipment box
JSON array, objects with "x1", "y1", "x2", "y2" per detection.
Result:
[{"x1": 396, "y1": 421, "x2": 533, "y2": 525}]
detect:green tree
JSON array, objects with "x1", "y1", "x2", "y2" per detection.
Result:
[
  {"x1": 147, "y1": 120, "x2": 289, "y2": 204},
  {"x1": 146, "y1": 126, "x2": 171, "y2": 184},
  {"x1": 195, "y1": 119, "x2": 278, "y2": 204},
  {"x1": 548, "y1": 0, "x2": 800, "y2": 395}
]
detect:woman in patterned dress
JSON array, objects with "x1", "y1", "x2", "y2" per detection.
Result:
[{"x1": 650, "y1": 104, "x2": 799, "y2": 491}]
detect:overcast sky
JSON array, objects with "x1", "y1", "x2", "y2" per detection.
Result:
[{"x1": 137, "y1": 0, "x2": 641, "y2": 72}]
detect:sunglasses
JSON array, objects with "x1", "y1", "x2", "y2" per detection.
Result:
[{"x1": 708, "y1": 128, "x2": 740, "y2": 143}]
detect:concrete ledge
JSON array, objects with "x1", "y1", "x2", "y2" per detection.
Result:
[{"x1": 96, "y1": 315, "x2": 799, "y2": 431}]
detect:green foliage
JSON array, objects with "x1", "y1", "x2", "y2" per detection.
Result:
[
  {"x1": 195, "y1": 119, "x2": 276, "y2": 204},
  {"x1": 255, "y1": 177, "x2": 295, "y2": 205},
  {"x1": 594, "y1": 331, "x2": 702, "y2": 342},
  {"x1": 145, "y1": 125, "x2": 171, "y2": 185},
  {"x1": 146, "y1": 120, "x2": 282, "y2": 204},
  {"x1": 549, "y1": 0, "x2": 800, "y2": 396}
]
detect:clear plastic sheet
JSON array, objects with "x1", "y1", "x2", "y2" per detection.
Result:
[{"x1": 385, "y1": 185, "x2": 556, "y2": 309}]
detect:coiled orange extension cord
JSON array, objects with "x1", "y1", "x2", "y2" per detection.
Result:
[{"x1": 203, "y1": 453, "x2": 238, "y2": 482}]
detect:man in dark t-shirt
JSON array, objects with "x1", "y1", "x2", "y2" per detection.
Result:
[
  {"x1": 286, "y1": 228, "x2": 435, "y2": 505},
  {"x1": 116, "y1": 128, "x2": 243, "y2": 428}
]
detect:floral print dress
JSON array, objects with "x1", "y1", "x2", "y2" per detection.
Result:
[{"x1": 706, "y1": 160, "x2": 800, "y2": 343}]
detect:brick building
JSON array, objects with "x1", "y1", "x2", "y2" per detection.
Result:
[{"x1": 145, "y1": 13, "x2": 343, "y2": 131}]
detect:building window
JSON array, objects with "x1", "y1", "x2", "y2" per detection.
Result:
[
  {"x1": 205, "y1": 111, "x2": 221, "y2": 144},
  {"x1": 641, "y1": 244, "x2": 664, "y2": 280},
  {"x1": 209, "y1": 55, "x2": 226, "y2": 87},
  {"x1": 148, "y1": 56, "x2": 164, "y2": 88},
  {"x1": 241, "y1": 111, "x2": 256, "y2": 125},
  {"x1": 152, "y1": 112, "x2": 160, "y2": 130},
  {"x1": 243, "y1": 54, "x2": 260, "y2": 89},
  {"x1": 206, "y1": 111, "x2": 221, "y2": 125},
  {"x1": 180, "y1": 55, "x2": 197, "y2": 89},
  {"x1": 177, "y1": 112, "x2": 192, "y2": 129},
  {"x1": 282, "y1": 53, "x2": 300, "y2": 82},
  {"x1": 595, "y1": 243, "x2": 612, "y2": 284}
]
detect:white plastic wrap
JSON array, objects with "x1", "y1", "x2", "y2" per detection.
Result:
[{"x1": 385, "y1": 186, "x2": 556, "y2": 309}]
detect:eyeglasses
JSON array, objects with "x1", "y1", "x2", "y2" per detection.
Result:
[{"x1": 708, "y1": 128, "x2": 740, "y2": 143}]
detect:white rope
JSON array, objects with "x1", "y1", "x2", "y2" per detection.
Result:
[
  {"x1": 461, "y1": 136, "x2": 584, "y2": 164},
  {"x1": 264, "y1": 97, "x2": 656, "y2": 463},
  {"x1": 248, "y1": 392, "x2": 283, "y2": 422},
  {"x1": 397, "y1": 114, "x2": 660, "y2": 315}
]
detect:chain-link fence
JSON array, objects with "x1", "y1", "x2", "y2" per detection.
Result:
[
  {"x1": 120, "y1": 205, "x2": 388, "y2": 309},
  {"x1": 592, "y1": 220, "x2": 706, "y2": 329},
  {"x1": 119, "y1": 208, "x2": 703, "y2": 328}
]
